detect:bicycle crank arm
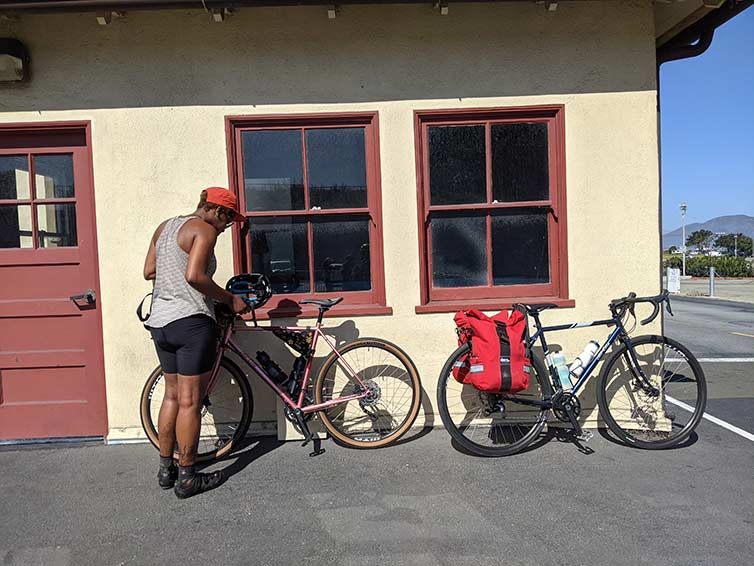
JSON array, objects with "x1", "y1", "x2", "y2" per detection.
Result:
[{"x1": 289, "y1": 408, "x2": 315, "y2": 447}]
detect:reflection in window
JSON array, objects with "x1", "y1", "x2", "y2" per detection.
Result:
[
  {"x1": 36, "y1": 203, "x2": 78, "y2": 248},
  {"x1": 242, "y1": 130, "x2": 304, "y2": 212},
  {"x1": 34, "y1": 155, "x2": 75, "y2": 199},
  {"x1": 431, "y1": 213, "x2": 486, "y2": 288},
  {"x1": 0, "y1": 205, "x2": 33, "y2": 248},
  {"x1": 0, "y1": 156, "x2": 30, "y2": 200},
  {"x1": 312, "y1": 217, "x2": 371, "y2": 292},
  {"x1": 250, "y1": 218, "x2": 310, "y2": 294},
  {"x1": 239, "y1": 119, "x2": 379, "y2": 299},
  {"x1": 491, "y1": 211, "x2": 549, "y2": 285},
  {"x1": 306, "y1": 128, "x2": 367, "y2": 209}
]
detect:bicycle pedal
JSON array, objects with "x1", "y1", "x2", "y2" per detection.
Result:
[{"x1": 576, "y1": 431, "x2": 594, "y2": 442}]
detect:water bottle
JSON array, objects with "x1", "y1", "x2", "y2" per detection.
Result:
[
  {"x1": 569, "y1": 340, "x2": 600, "y2": 378},
  {"x1": 547, "y1": 351, "x2": 572, "y2": 390},
  {"x1": 287, "y1": 355, "x2": 308, "y2": 397},
  {"x1": 256, "y1": 351, "x2": 287, "y2": 384}
]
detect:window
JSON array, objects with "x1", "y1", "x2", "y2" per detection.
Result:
[
  {"x1": 0, "y1": 153, "x2": 78, "y2": 250},
  {"x1": 414, "y1": 106, "x2": 571, "y2": 313},
  {"x1": 227, "y1": 113, "x2": 389, "y2": 316}
]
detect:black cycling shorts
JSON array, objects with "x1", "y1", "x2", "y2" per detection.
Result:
[{"x1": 149, "y1": 314, "x2": 217, "y2": 375}]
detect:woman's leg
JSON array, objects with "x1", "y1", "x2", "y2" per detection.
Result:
[
  {"x1": 172, "y1": 315, "x2": 224, "y2": 498},
  {"x1": 175, "y1": 372, "x2": 208, "y2": 466},
  {"x1": 157, "y1": 372, "x2": 178, "y2": 458},
  {"x1": 150, "y1": 327, "x2": 180, "y2": 489}
]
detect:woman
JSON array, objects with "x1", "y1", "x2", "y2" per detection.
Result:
[{"x1": 143, "y1": 187, "x2": 248, "y2": 499}]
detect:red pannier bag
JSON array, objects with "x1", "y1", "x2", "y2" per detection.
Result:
[{"x1": 452, "y1": 308, "x2": 531, "y2": 393}]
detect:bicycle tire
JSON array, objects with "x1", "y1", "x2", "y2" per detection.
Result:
[
  {"x1": 437, "y1": 343, "x2": 551, "y2": 457},
  {"x1": 139, "y1": 356, "x2": 254, "y2": 462},
  {"x1": 313, "y1": 338, "x2": 422, "y2": 449},
  {"x1": 596, "y1": 334, "x2": 706, "y2": 449}
]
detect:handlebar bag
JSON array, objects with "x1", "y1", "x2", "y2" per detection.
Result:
[{"x1": 452, "y1": 308, "x2": 531, "y2": 393}]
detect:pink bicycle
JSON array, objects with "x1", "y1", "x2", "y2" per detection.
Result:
[{"x1": 140, "y1": 274, "x2": 422, "y2": 461}]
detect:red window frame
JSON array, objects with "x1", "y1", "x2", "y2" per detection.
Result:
[
  {"x1": 414, "y1": 105, "x2": 573, "y2": 314},
  {"x1": 225, "y1": 112, "x2": 391, "y2": 319}
]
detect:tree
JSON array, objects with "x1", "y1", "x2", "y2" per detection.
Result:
[
  {"x1": 715, "y1": 232, "x2": 751, "y2": 257},
  {"x1": 668, "y1": 245, "x2": 679, "y2": 254},
  {"x1": 715, "y1": 233, "x2": 752, "y2": 257},
  {"x1": 686, "y1": 229, "x2": 714, "y2": 253}
]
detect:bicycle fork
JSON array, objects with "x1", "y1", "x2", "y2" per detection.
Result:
[{"x1": 620, "y1": 338, "x2": 660, "y2": 398}]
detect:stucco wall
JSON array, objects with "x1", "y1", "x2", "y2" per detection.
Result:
[{"x1": 0, "y1": 1, "x2": 662, "y2": 440}]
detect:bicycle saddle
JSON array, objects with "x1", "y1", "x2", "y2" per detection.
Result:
[
  {"x1": 299, "y1": 298, "x2": 343, "y2": 310},
  {"x1": 518, "y1": 303, "x2": 558, "y2": 314}
]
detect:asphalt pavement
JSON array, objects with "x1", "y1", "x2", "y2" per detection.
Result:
[
  {"x1": 665, "y1": 296, "x2": 754, "y2": 433},
  {"x1": 1, "y1": 298, "x2": 753, "y2": 566}
]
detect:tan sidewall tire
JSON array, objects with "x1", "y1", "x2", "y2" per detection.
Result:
[
  {"x1": 314, "y1": 338, "x2": 421, "y2": 449},
  {"x1": 139, "y1": 359, "x2": 253, "y2": 462}
]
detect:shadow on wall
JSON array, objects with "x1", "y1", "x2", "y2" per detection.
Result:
[{"x1": 0, "y1": 2, "x2": 656, "y2": 111}]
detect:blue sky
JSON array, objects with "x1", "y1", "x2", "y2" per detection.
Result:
[{"x1": 660, "y1": 6, "x2": 754, "y2": 232}]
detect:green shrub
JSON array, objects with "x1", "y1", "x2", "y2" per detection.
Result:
[{"x1": 662, "y1": 256, "x2": 754, "y2": 277}]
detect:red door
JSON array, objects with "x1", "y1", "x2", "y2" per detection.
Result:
[{"x1": 0, "y1": 123, "x2": 107, "y2": 440}]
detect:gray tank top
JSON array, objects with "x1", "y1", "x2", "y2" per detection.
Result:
[{"x1": 147, "y1": 215, "x2": 217, "y2": 328}]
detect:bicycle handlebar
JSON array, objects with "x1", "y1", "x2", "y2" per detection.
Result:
[{"x1": 609, "y1": 289, "x2": 672, "y2": 325}]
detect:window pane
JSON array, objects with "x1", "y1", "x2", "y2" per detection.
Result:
[
  {"x1": 242, "y1": 130, "x2": 304, "y2": 212},
  {"x1": 0, "y1": 155, "x2": 30, "y2": 200},
  {"x1": 306, "y1": 128, "x2": 367, "y2": 209},
  {"x1": 312, "y1": 216, "x2": 371, "y2": 292},
  {"x1": 431, "y1": 213, "x2": 486, "y2": 288},
  {"x1": 36, "y1": 203, "x2": 77, "y2": 248},
  {"x1": 428, "y1": 125, "x2": 486, "y2": 205},
  {"x1": 0, "y1": 205, "x2": 33, "y2": 248},
  {"x1": 491, "y1": 211, "x2": 549, "y2": 285},
  {"x1": 34, "y1": 154, "x2": 75, "y2": 199},
  {"x1": 491, "y1": 123, "x2": 549, "y2": 202},
  {"x1": 250, "y1": 218, "x2": 310, "y2": 294}
]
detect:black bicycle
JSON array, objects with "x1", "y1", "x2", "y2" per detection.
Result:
[{"x1": 437, "y1": 290, "x2": 707, "y2": 456}]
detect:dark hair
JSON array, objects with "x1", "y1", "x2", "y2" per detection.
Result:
[{"x1": 198, "y1": 190, "x2": 234, "y2": 222}]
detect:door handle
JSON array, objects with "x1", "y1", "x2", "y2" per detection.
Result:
[{"x1": 70, "y1": 289, "x2": 96, "y2": 305}]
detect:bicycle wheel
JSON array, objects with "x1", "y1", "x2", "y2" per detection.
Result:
[
  {"x1": 313, "y1": 338, "x2": 422, "y2": 448},
  {"x1": 139, "y1": 356, "x2": 253, "y2": 462},
  {"x1": 437, "y1": 343, "x2": 551, "y2": 457},
  {"x1": 597, "y1": 335, "x2": 706, "y2": 449}
]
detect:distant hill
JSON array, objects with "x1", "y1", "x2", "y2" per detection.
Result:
[{"x1": 663, "y1": 214, "x2": 754, "y2": 250}]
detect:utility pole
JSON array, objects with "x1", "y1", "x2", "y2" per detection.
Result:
[
  {"x1": 734, "y1": 233, "x2": 738, "y2": 257},
  {"x1": 680, "y1": 202, "x2": 687, "y2": 276}
]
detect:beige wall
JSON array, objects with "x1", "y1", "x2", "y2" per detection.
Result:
[{"x1": 0, "y1": 1, "x2": 662, "y2": 440}]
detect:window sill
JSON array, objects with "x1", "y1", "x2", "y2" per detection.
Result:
[
  {"x1": 415, "y1": 298, "x2": 575, "y2": 315},
  {"x1": 245, "y1": 304, "x2": 393, "y2": 321}
]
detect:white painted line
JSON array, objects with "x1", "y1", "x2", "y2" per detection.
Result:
[
  {"x1": 666, "y1": 358, "x2": 754, "y2": 363},
  {"x1": 665, "y1": 395, "x2": 754, "y2": 443}
]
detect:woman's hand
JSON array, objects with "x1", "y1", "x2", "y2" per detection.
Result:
[{"x1": 231, "y1": 294, "x2": 250, "y2": 314}]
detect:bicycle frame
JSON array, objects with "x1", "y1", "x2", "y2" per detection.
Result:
[
  {"x1": 206, "y1": 318, "x2": 371, "y2": 415},
  {"x1": 508, "y1": 310, "x2": 649, "y2": 406}
]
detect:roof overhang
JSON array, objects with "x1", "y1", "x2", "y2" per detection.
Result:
[{"x1": 0, "y1": 0, "x2": 750, "y2": 47}]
